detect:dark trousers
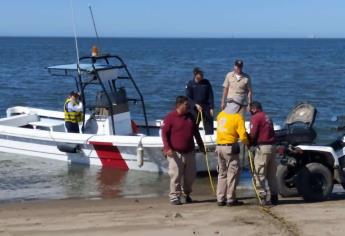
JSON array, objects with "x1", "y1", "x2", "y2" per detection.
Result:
[
  {"x1": 193, "y1": 108, "x2": 214, "y2": 135},
  {"x1": 65, "y1": 121, "x2": 80, "y2": 133}
]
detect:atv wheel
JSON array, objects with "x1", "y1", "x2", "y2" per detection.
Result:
[
  {"x1": 296, "y1": 163, "x2": 333, "y2": 202},
  {"x1": 277, "y1": 164, "x2": 299, "y2": 197}
]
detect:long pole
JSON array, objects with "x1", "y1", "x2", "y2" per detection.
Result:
[
  {"x1": 89, "y1": 4, "x2": 101, "y2": 52},
  {"x1": 70, "y1": 0, "x2": 85, "y2": 130},
  {"x1": 70, "y1": 0, "x2": 80, "y2": 69}
]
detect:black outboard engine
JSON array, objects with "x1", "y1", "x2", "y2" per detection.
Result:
[{"x1": 276, "y1": 103, "x2": 317, "y2": 145}]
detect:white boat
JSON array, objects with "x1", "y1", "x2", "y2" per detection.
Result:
[{"x1": 0, "y1": 54, "x2": 218, "y2": 173}]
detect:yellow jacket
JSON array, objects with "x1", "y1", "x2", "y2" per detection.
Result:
[
  {"x1": 64, "y1": 98, "x2": 83, "y2": 123},
  {"x1": 216, "y1": 111, "x2": 248, "y2": 145}
]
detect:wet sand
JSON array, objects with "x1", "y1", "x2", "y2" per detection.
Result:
[{"x1": 1, "y1": 193, "x2": 345, "y2": 236}]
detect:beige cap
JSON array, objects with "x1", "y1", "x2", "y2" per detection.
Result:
[{"x1": 224, "y1": 95, "x2": 244, "y2": 114}]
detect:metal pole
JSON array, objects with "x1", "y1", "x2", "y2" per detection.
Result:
[
  {"x1": 70, "y1": 0, "x2": 85, "y2": 131},
  {"x1": 89, "y1": 4, "x2": 102, "y2": 52}
]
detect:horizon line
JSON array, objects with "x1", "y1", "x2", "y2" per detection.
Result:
[{"x1": 1, "y1": 35, "x2": 345, "y2": 39}]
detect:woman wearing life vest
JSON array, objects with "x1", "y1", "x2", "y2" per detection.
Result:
[{"x1": 64, "y1": 91, "x2": 83, "y2": 133}]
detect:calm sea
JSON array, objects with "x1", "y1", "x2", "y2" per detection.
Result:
[{"x1": 0, "y1": 37, "x2": 345, "y2": 202}]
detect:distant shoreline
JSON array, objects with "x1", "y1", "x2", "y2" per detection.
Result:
[{"x1": 1, "y1": 36, "x2": 345, "y2": 40}]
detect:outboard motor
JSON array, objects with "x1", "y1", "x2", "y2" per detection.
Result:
[{"x1": 276, "y1": 103, "x2": 317, "y2": 145}]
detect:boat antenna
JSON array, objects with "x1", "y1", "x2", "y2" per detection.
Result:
[
  {"x1": 70, "y1": 0, "x2": 81, "y2": 73},
  {"x1": 88, "y1": 4, "x2": 101, "y2": 54},
  {"x1": 70, "y1": 0, "x2": 86, "y2": 132}
]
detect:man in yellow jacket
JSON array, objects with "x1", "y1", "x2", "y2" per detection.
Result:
[
  {"x1": 216, "y1": 96, "x2": 248, "y2": 206},
  {"x1": 64, "y1": 91, "x2": 83, "y2": 133}
]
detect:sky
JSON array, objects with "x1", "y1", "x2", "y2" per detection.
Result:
[{"x1": 1, "y1": 0, "x2": 345, "y2": 38}]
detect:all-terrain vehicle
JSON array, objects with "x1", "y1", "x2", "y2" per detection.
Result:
[{"x1": 275, "y1": 103, "x2": 345, "y2": 202}]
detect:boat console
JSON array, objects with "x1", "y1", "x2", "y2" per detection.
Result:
[{"x1": 84, "y1": 88, "x2": 132, "y2": 135}]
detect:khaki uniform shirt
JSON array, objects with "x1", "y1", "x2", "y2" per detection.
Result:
[{"x1": 223, "y1": 71, "x2": 252, "y2": 103}]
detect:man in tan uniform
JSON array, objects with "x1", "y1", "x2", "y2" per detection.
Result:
[
  {"x1": 221, "y1": 59, "x2": 253, "y2": 117},
  {"x1": 216, "y1": 98, "x2": 248, "y2": 206}
]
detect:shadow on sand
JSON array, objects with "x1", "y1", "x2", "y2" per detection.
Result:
[
  {"x1": 266, "y1": 192, "x2": 345, "y2": 205},
  {"x1": 189, "y1": 192, "x2": 345, "y2": 206}
]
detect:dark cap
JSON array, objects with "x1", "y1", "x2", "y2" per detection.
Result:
[
  {"x1": 250, "y1": 101, "x2": 263, "y2": 110},
  {"x1": 69, "y1": 91, "x2": 80, "y2": 97},
  {"x1": 234, "y1": 59, "x2": 244, "y2": 68},
  {"x1": 193, "y1": 67, "x2": 204, "y2": 75}
]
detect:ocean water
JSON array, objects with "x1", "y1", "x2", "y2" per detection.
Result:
[{"x1": 1, "y1": 37, "x2": 345, "y2": 202}]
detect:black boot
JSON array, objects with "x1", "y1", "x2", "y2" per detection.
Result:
[
  {"x1": 270, "y1": 195, "x2": 279, "y2": 205},
  {"x1": 227, "y1": 200, "x2": 244, "y2": 207},
  {"x1": 184, "y1": 195, "x2": 193, "y2": 204}
]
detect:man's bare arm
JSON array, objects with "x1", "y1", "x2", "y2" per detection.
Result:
[
  {"x1": 248, "y1": 88, "x2": 253, "y2": 105},
  {"x1": 221, "y1": 87, "x2": 228, "y2": 110}
]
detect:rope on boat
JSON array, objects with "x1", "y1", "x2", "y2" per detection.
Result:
[{"x1": 196, "y1": 111, "x2": 216, "y2": 194}]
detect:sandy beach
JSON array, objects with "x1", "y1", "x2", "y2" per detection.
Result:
[{"x1": 1, "y1": 192, "x2": 345, "y2": 236}]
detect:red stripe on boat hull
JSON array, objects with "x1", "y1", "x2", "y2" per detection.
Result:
[{"x1": 90, "y1": 142, "x2": 129, "y2": 170}]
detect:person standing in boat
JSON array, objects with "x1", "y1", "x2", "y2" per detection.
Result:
[
  {"x1": 186, "y1": 67, "x2": 214, "y2": 135},
  {"x1": 216, "y1": 98, "x2": 248, "y2": 206},
  {"x1": 221, "y1": 59, "x2": 253, "y2": 117},
  {"x1": 64, "y1": 91, "x2": 83, "y2": 133},
  {"x1": 162, "y1": 96, "x2": 205, "y2": 205}
]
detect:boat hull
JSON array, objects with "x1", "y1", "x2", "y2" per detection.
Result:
[{"x1": 0, "y1": 125, "x2": 218, "y2": 173}]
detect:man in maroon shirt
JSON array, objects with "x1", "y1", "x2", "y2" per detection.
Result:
[
  {"x1": 162, "y1": 96, "x2": 205, "y2": 205},
  {"x1": 249, "y1": 101, "x2": 279, "y2": 205}
]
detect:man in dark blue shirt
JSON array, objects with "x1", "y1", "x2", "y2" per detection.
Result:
[{"x1": 185, "y1": 67, "x2": 214, "y2": 135}]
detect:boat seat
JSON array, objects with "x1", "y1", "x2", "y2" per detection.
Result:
[{"x1": 29, "y1": 119, "x2": 65, "y2": 132}]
